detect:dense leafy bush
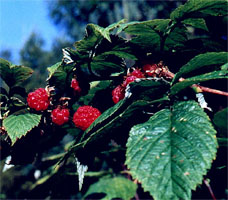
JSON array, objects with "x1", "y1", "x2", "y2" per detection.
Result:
[{"x1": 0, "y1": 0, "x2": 227, "y2": 199}]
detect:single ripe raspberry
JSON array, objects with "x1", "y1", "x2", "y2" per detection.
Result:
[
  {"x1": 112, "y1": 85, "x2": 125, "y2": 104},
  {"x1": 73, "y1": 106, "x2": 101, "y2": 131},
  {"x1": 51, "y1": 107, "x2": 70, "y2": 125},
  {"x1": 142, "y1": 64, "x2": 157, "y2": 77},
  {"x1": 122, "y1": 76, "x2": 137, "y2": 87},
  {"x1": 27, "y1": 88, "x2": 49, "y2": 111},
  {"x1": 71, "y1": 78, "x2": 81, "y2": 94}
]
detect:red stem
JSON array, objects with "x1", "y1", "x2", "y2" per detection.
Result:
[
  {"x1": 163, "y1": 70, "x2": 228, "y2": 97},
  {"x1": 135, "y1": 192, "x2": 140, "y2": 200},
  {"x1": 204, "y1": 179, "x2": 216, "y2": 200}
]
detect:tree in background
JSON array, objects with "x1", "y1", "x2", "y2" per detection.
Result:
[
  {"x1": 47, "y1": 0, "x2": 185, "y2": 41},
  {"x1": 19, "y1": 33, "x2": 72, "y2": 91},
  {"x1": 0, "y1": 50, "x2": 12, "y2": 61}
]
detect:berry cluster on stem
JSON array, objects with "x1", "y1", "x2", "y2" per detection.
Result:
[
  {"x1": 27, "y1": 77, "x2": 101, "y2": 130},
  {"x1": 111, "y1": 63, "x2": 164, "y2": 104}
]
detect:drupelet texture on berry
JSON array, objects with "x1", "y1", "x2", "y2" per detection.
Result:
[
  {"x1": 112, "y1": 85, "x2": 125, "y2": 104},
  {"x1": 27, "y1": 88, "x2": 49, "y2": 111},
  {"x1": 51, "y1": 108, "x2": 70, "y2": 125},
  {"x1": 71, "y1": 78, "x2": 81, "y2": 94},
  {"x1": 131, "y1": 69, "x2": 145, "y2": 78},
  {"x1": 73, "y1": 106, "x2": 101, "y2": 131}
]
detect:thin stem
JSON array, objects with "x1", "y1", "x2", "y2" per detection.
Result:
[
  {"x1": 87, "y1": 43, "x2": 101, "y2": 78},
  {"x1": 162, "y1": 70, "x2": 228, "y2": 97},
  {"x1": 204, "y1": 179, "x2": 216, "y2": 200},
  {"x1": 135, "y1": 192, "x2": 140, "y2": 200},
  {"x1": 195, "y1": 85, "x2": 228, "y2": 96},
  {"x1": 160, "y1": 21, "x2": 177, "y2": 52}
]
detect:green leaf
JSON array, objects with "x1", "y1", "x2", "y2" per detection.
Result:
[
  {"x1": 90, "y1": 60, "x2": 125, "y2": 77},
  {"x1": 89, "y1": 24, "x2": 112, "y2": 42},
  {"x1": 79, "y1": 80, "x2": 112, "y2": 105},
  {"x1": 123, "y1": 19, "x2": 187, "y2": 52},
  {"x1": 100, "y1": 49, "x2": 137, "y2": 60},
  {"x1": 128, "y1": 78, "x2": 170, "y2": 101},
  {"x1": 126, "y1": 101, "x2": 217, "y2": 200},
  {"x1": 76, "y1": 35, "x2": 132, "y2": 79},
  {"x1": 47, "y1": 70, "x2": 67, "y2": 90},
  {"x1": 221, "y1": 63, "x2": 228, "y2": 71},
  {"x1": 171, "y1": 0, "x2": 228, "y2": 21},
  {"x1": 47, "y1": 62, "x2": 73, "y2": 90},
  {"x1": 172, "y1": 52, "x2": 228, "y2": 83},
  {"x1": 0, "y1": 58, "x2": 33, "y2": 87},
  {"x1": 47, "y1": 62, "x2": 62, "y2": 78},
  {"x1": 75, "y1": 26, "x2": 100, "y2": 52},
  {"x1": 10, "y1": 65, "x2": 33, "y2": 85},
  {"x1": 170, "y1": 70, "x2": 228, "y2": 95},
  {"x1": 105, "y1": 19, "x2": 126, "y2": 33},
  {"x1": 95, "y1": 19, "x2": 126, "y2": 42},
  {"x1": 84, "y1": 176, "x2": 137, "y2": 200},
  {"x1": 3, "y1": 113, "x2": 42, "y2": 145},
  {"x1": 164, "y1": 25, "x2": 188, "y2": 50},
  {"x1": 213, "y1": 107, "x2": 228, "y2": 136},
  {"x1": 116, "y1": 21, "x2": 139, "y2": 34},
  {"x1": 182, "y1": 18, "x2": 208, "y2": 31},
  {"x1": 82, "y1": 98, "x2": 128, "y2": 141},
  {"x1": 75, "y1": 20, "x2": 126, "y2": 52},
  {"x1": 0, "y1": 59, "x2": 11, "y2": 83},
  {"x1": 124, "y1": 19, "x2": 171, "y2": 35},
  {"x1": 123, "y1": 19, "x2": 171, "y2": 51}
]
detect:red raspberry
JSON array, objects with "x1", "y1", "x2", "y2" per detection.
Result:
[
  {"x1": 131, "y1": 69, "x2": 145, "y2": 78},
  {"x1": 123, "y1": 76, "x2": 137, "y2": 87},
  {"x1": 71, "y1": 78, "x2": 81, "y2": 93},
  {"x1": 122, "y1": 69, "x2": 145, "y2": 87},
  {"x1": 142, "y1": 64, "x2": 157, "y2": 76},
  {"x1": 112, "y1": 85, "x2": 125, "y2": 104},
  {"x1": 51, "y1": 108, "x2": 70, "y2": 125},
  {"x1": 73, "y1": 106, "x2": 101, "y2": 131},
  {"x1": 27, "y1": 88, "x2": 49, "y2": 111}
]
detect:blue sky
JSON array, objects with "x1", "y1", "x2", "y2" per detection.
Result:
[{"x1": 0, "y1": 0, "x2": 61, "y2": 63}]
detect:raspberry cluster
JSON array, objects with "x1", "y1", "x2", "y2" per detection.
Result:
[
  {"x1": 111, "y1": 63, "x2": 165, "y2": 104},
  {"x1": 27, "y1": 88, "x2": 50, "y2": 111},
  {"x1": 111, "y1": 68, "x2": 145, "y2": 104},
  {"x1": 27, "y1": 78, "x2": 101, "y2": 130},
  {"x1": 51, "y1": 108, "x2": 70, "y2": 125},
  {"x1": 73, "y1": 106, "x2": 101, "y2": 131}
]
